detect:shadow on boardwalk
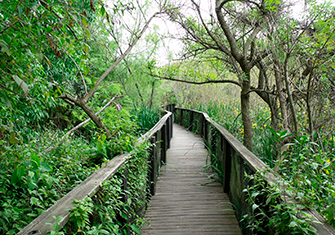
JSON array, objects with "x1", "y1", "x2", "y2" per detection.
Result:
[{"x1": 141, "y1": 124, "x2": 242, "y2": 235}]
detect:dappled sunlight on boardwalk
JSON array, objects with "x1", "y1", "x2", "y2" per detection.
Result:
[{"x1": 141, "y1": 124, "x2": 242, "y2": 235}]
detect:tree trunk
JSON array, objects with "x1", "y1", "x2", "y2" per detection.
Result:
[
  {"x1": 256, "y1": 63, "x2": 280, "y2": 131},
  {"x1": 284, "y1": 58, "x2": 298, "y2": 135},
  {"x1": 135, "y1": 82, "x2": 145, "y2": 105},
  {"x1": 149, "y1": 80, "x2": 156, "y2": 109},
  {"x1": 241, "y1": 79, "x2": 253, "y2": 151},
  {"x1": 77, "y1": 100, "x2": 112, "y2": 137},
  {"x1": 274, "y1": 64, "x2": 290, "y2": 131}
]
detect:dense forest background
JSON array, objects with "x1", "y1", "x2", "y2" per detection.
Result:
[{"x1": 1, "y1": 0, "x2": 335, "y2": 234}]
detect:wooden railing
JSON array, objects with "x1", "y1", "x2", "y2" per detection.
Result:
[
  {"x1": 18, "y1": 111, "x2": 173, "y2": 235},
  {"x1": 165, "y1": 104, "x2": 335, "y2": 235}
]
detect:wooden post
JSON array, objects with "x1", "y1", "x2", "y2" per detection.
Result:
[
  {"x1": 223, "y1": 138, "x2": 231, "y2": 193},
  {"x1": 201, "y1": 114, "x2": 205, "y2": 137},
  {"x1": 167, "y1": 116, "x2": 172, "y2": 149},
  {"x1": 204, "y1": 120, "x2": 209, "y2": 150},
  {"x1": 180, "y1": 109, "x2": 183, "y2": 126},
  {"x1": 189, "y1": 111, "x2": 194, "y2": 132},
  {"x1": 148, "y1": 136, "x2": 158, "y2": 197},
  {"x1": 161, "y1": 124, "x2": 167, "y2": 164},
  {"x1": 122, "y1": 168, "x2": 130, "y2": 234}
]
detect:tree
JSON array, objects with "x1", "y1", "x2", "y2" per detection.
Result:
[
  {"x1": 0, "y1": 0, "x2": 163, "y2": 137},
  {"x1": 153, "y1": 0, "x2": 286, "y2": 150}
]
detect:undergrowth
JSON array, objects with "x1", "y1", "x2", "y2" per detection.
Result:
[
  {"x1": 186, "y1": 101, "x2": 335, "y2": 230},
  {"x1": 0, "y1": 105, "x2": 159, "y2": 234},
  {"x1": 242, "y1": 171, "x2": 317, "y2": 235},
  {"x1": 53, "y1": 143, "x2": 151, "y2": 235}
]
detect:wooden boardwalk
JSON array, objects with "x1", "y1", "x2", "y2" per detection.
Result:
[{"x1": 141, "y1": 124, "x2": 242, "y2": 235}]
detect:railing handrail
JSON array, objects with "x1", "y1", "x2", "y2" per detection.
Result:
[
  {"x1": 172, "y1": 105, "x2": 335, "y2": 235},
  {"x1": 137, "y1": 110, "x2": 172, "y2": 145},
  {"x1": 19, "y1": 111, "x2": 173, "y2": 235},
  {"x1": 178, "y1": 107, "x2": 270, "y2": 173}
]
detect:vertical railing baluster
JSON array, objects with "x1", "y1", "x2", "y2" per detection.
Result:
[
  {"x1": 180, "y1": 109, "x2": 183, "y2": 126},
  {"x1": 122, "y1": 168, "x2": 130, "y2": 234},
  {"x1": 167, "y1": 116, "x2": 171, "y2": 149},
  {"x1": 148, "y1": 136, "x2": 157, "y2": 197},
  {"x1": 204, "y1": 119, "x2": 209, "y2": 150},
  {"x1": 223, "y1": 139, "x2": 231, "y2": 193},
  {"x1": 161, "y1": 124, "x2": 167, "y2": 164},
  {"x1": 190, "y1": 111, "x2": 194, "y2": 132}
]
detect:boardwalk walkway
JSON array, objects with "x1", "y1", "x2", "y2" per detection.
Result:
[{"x1": 141, "y1": 124, "x2": 242, "y2": 235}]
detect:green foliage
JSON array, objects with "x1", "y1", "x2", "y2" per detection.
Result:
[
  {"x1": 131, "y1": 105, "x2": 161, "y2": 134},
  {"x1": 46, "y1": 216, "x2": 65, "y2": 235},
  {"x1": 0, "y1": 129, "x2": 98, "y2": 234},
  {"x1": 69, "y1": 198, "x2": 94, "y2": 232},
  {"x1": 277, "y1": 134, "x2": 335, "y2": 227},
  {"x1": 60, "y1": 142, "x2": 151, "y2": 235},
  {"x1": 204, "y1": 146, "x2": 224, "y2": 185},
  {"x1": 188, "y1": 100, "x2": 335, "y2": 229},
  {"x1": 242, "y1": 171, "x2": 317, "y2": 234}
]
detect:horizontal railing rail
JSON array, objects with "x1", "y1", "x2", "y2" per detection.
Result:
[
  {"x1": 19, "y1": 111, "x2": 173, "y2": 235},
  {"x1": 168, "y1": 104, "x2": 335, "y2": 235}
]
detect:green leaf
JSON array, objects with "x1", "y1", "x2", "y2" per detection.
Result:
[
  {"x1": 82, "y1": 16, "x2": 88, "y2": 28},
  {"x1": 30, "y1": 196, "x2": 39, "y2": 206},
  {"x1": 0, "y1": 40, "x2": 11, "y2": 56},
  {"x1": 311, "y1": 162, "x2": 318, "y2": 170},
  {"x1": 289, "y1": 221, "x2": 298, "y2": 227},
  {"x1": 131, "y1": 224, "x2": 141, "y2": 234},
  {"x1": 101, "y1": 6, "x2": 105, "y2": 16},
  {"x1": 12, "y1": 75, "x2": 29, "y2": 96},
  {"x1": 85, "y1": 29, "x2": 91, "y2": 39},
  {"x1": 41, "y1": 161, "x2": 52, "y2": 172},
  {"x1": 11, "y1": 166, "x2": 26, "y2": 184},
  {"x1": 252, "y1": 203, "x2": 259, "y2": 212}
]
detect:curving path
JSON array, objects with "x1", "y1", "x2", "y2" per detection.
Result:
[{"x1": 141, "y1": 124, "x2": 242, "y2": 235}]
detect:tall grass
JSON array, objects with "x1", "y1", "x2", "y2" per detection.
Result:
[
  {"x1": 192, "y1": 99, "x2": 275, "y2": 166},
  {"x1": 131, "y1": 105, "x2": 161, "y2": 134}
]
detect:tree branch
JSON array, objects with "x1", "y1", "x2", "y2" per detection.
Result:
[
  {"x1": 149, "y1": 72, "x2": 241, "y2": 87},
  {"x1": 0, "y1": 82, "x2": 26, "y2": 98},
  {"x1": 82, "y1": 12, "x2": 160, "y2": 103},
  {"x1": 65, "y1": 52, "x2": 88, "y2": 95},
  {"x1": 215, "y1": 0, "x2": 242, "y2": 62},
  {"x1": 42, "y1": 94, "x2": 123, "y2": 154}
]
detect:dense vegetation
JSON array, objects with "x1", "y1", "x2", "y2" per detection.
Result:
[{"x1": 1, "y1": 0, "x2": 335, "y2": 234}]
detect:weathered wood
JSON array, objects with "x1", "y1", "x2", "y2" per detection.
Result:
[
  {"x1": 136, "y1": 111, "x2": 173, "y2": 145},
  {"x1": 18, "y1": 154, "x2": 129, "y2": 235},
  {"x1": 161, "y1": 123, "x2": 167, "y2": 164},
  {"x1": 19, "y1": 111, "x2": 173, "y2": 235},
  {"x1": 121, "y1": 168, "x2": 130, "y2": 235},
  {"x1": 141, "y1": 124, "x2": 242, "y2": 235},
  {"x1": 148, "y1": 136, "x2": 158, "y2": 197},
  {"x1": 174, "y1": 106, "x2": 335, "y2": 235}
]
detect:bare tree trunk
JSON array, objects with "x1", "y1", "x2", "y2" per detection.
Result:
[
  {"x1": 135, "y1": 83, "x2": 145, "y2": 105},
  {"x1": 284, "y1": 57, "x2": 298, "y2": 135},
  {"x1": 306, "y1": 69, "x2": 314, "y2": 140},
  {"x1": 241, "y1": 79, "x2": 253, "y2": 151},
  {"x1": 60, "y1": 94, "x2": 113, "y2": 137},
  {"x1": 45, "y1": 95, "x2": 120, "y2": 153},
  {"x1": 77, "y1": 100, "x2": 112, "y2": 137},
  {"x1": 149, "y1": 80, "x2": 156, "y2": 109},
  {"x1": 58, "y1": 13, "x2": 159, "y2": 135},
  {"x1": 274, "y1": 63, "x2": 290, "y2": 131},
  {"x1": 256, "y1": 62, "x2": 280, "y2": 131}
]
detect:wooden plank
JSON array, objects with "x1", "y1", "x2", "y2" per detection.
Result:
[
  {"x1": 174, "y1": 107, "x2": 335, "y2": 235},
  {"x1": 141, "y1": 124, "x2": 242, "y2": 235}
]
